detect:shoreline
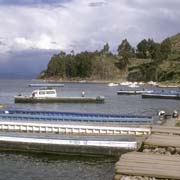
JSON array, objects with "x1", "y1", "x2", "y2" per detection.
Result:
[
  {"x1": 38, "y1": 78, "x2": 120, "y2": 84},
  {"x1": 37, "y1": 77, "x2": 180, "y2": 86}
]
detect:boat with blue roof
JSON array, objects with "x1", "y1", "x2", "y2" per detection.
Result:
[{"x1": 142, "y1": 90, "x2": 180, "y2": 100}]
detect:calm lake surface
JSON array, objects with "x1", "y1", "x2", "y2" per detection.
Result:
[{"x1": 0, "y1": 79, "x2": 179, "y2": 180}]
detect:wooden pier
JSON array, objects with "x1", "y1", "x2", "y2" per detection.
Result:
[
  {"x1": 151, "y1": 125, "x2": 180, "y2": 135},
  {"x1": 114, "y1": 123, "x2": 180, "y2": 180},
  {"x1": 115, "y1": 152, "x2": 180, "y2": 180},
  {"x1": 144, "y1": 134, "x2": 180, "y2": 148}
]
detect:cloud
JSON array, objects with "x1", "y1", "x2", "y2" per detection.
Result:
[
  {"x1": 0, "y1": 0, "x2": 180, "y2": 77},
  {"x1": 0, "y1": 49, "x2": 58, "y2": 78},
  {"x1": 0, "y1": 0, "x2": 180, "y2": 54},
  {"x1": 0, "y1": 0, "x2": 72, "y2": 5}
]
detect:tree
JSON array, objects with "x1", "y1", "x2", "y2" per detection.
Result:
[
  {"x1": 46, "y1": 54, "x2": 65, "y2": 77},
  {"x1": 58, "y1": 51, "x2": 66, "y2": 58},
  {"x1": 160, "y1": 38, "x2": 172, "y2": 60},
  {"x1": 136, "y1": 39, "x2": 149, "y2": 58},
  {"x1": 150, "y1": 42, "x2": 161, "y2": 60},
  {"x1": 136, "y1": 38, "x2": 162, "y2": 60},
  {"x1": 101, "y1": 42, "x2": 110, "y2": 55},
  {"x1": 74, "y1": 51, "x2": 93, "y2": 78},
  {"x1": 117, "y1": 39, "x2": 133, "y2": 66}
]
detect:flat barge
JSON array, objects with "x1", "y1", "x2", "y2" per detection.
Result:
[
  {"x1": 14, "y1": 96, "x2": 105, "y2": 103},
  {"x1": 28, "y1": 83, "x2": 64, "y2": 87},
  {"x1": 0, "y1": 109, "x2": 153, "y2": 124},
  {"x1": 117, "y1": 90, "x2": 153, "y2": 95},
  {"x1": 14, "y1": 88, "x2": 104, "y2": 103},
  {"x1": 0, "y1": 134, "x2": 137, "y2": 156},
  {"x1": 142, "y1": 91, "x2": 180, "y2": 100},
  {"x1": 0, "y1": 121, "x2": 151, "y2": 136}
]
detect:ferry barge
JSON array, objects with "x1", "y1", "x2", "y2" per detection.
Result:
[
  {"x1": 117, "y1": 90, "x2": 153, "y2": 95},
  {"x1": 142, "y1": 91, "x2": 180, "y2": 100},
  {"x1": 14, "y1": 89, "x2": 104, "y2": 103}
]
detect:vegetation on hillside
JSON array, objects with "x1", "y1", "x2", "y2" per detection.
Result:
[{"x1": 40, "y1": 33, "x2": 180, "y2": 83}]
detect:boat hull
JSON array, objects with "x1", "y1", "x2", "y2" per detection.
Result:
[
  {"x1": 117, "y1": 90, "x2": 152, "y2": 95},
  {"x1": 29, "y1": 83, "x2": 64, "y2": 87},
  {"x1": 14, "y1": 96, "x2": 105, "y2": 103},
  {"x1": 142, "y1": 94, "x2": 180, "y2": 100}
]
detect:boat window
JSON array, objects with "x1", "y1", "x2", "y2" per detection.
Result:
[
  {"x1": 46, "y1": 91, "x2": 56, "y2": 94},
  {"x1": 39, "y1": 91, "x2": 46, "y2": 95}
]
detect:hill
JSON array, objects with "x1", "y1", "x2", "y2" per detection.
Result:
[
  {"x1": 127, "y1": 33, "x2": 180, "y2": 83},
  {"x1": 170, "y1": 33, "x2": 180, "y2": 54},
  {"x1": 40, "y1": 34, "x2": 180, "y2": 83}
]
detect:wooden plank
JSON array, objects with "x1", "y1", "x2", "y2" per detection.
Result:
[
  {"x1": 145, "y1": 134, "x2": 180, "y2": 147},
  {"x1": 116, "y1": 167, "x2": 180, "y2": 179},
  {"x1": 116, "y1": 158, "x2": 180, "y2": 166},
  {"x1": 152, "y1": 126, "x2": 180, "y2": 131},
  {"x1": 115, "y1": 152, "x2": 180, "y2": 179},
  {"x1": 152, "y1": 126, "x2": 180, "y2": 135},
  {"x1": 116, "y1": 165, "x2": 180, "y2": 174},
  {"x1": 120, "y1": 152, "x2": 180, "y2": 161},
  {"x1": 116, "y1": 162, "x2": 180, "y2": 170}
]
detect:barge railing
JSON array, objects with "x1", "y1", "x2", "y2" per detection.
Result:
[{"x1": 0, "y1": 121, "x2": 151, "y2": 136}]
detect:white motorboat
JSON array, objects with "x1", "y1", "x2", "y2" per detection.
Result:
[
  {"x1": 128, "y1": 83, "x2": 139, "y2": 88},
  {"x1": 108, "y1": 83, "x2": 119, "y2": 87},
  {"x1": 120, "y1": 81, "x2": 133, "y2": 86}
]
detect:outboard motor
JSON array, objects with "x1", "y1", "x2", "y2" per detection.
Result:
[
  {"x1": 158, "y1": 110, "x2": 165, "y2": 120},
  {"x1": 172, "y1": 110, "x2": 179, "y2": 118},
  {"x1": 4, "y1": 110, "x2": 9, "y2": 114}
]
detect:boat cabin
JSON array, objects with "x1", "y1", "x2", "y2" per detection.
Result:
[{"x1": 31, "y1": 89, "x2": 57, "y2": 98}]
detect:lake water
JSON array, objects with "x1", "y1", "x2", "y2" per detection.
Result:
[{"x1": 0, "y1": 79, "x2": 179, "y2": 180}]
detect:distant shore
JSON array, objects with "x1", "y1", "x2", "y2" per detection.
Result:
[
  {"x1": 38, "y1": 77, "x2": 124, "y2": 84},
  {"x1": 38, "y1": 77, "x2": 180, "y2": 86}
]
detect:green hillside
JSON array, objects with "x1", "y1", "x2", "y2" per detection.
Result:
[
  {"x1": 127, "y1": 33, "x2": 180, "y2": 83},
  {"x1": 40, "y1": 34, "x2": 180, "y2": 83},
  {"x1": 170, "y1": 33, "x2": 180, "y2": 54}
]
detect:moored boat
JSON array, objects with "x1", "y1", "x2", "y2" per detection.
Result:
[
  {"x1": 14, "y1": 89, "x2": 105, "y2": 103},
  {"x1": 120, "y1": 81, "x2": 132, "y2": 86},
  {"x1": 29, "y1": 83, "x2": 64, "y2": 87},
  {"x1": 108, "y1": 83, "x2": 119, "y2": 87},
  {"x1": 155, "y1": 84, "x2": 179, "y2": 88},
  {"x1": 128, "y1": 82, "x2": 139, "y2": 88},
  {"x1": 117, "y1": 89, "x2": 153, "y2": 95},
  {"x1": 142, "y1": 91, "x2": 180, "y2": 100}
]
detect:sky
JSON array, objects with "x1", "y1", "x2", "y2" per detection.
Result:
[{"x1": 0, "y1": 0, "x2": 180, "y2": 78}]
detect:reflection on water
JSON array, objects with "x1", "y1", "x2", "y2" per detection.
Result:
[{"x1": 0, "y1": 151, "x2": 117, "y2": 180}]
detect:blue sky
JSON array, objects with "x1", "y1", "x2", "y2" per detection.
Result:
[{"x1": 0, "y1": 0, "x2": 180, "y2": 78}]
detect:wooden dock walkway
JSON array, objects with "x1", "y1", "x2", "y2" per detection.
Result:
[
  {"x1": 115, "y1": 152, "x2": 180, "y2": 179},
  {"x1": 145, "y1": 134, "x2": 180, "y2": 148},
  {"x1": 114, "y1": 123, "x2": 180, "y2": 180},
  {"x1": 144, "y1": 125, "x2": 180, "y2": 148},
  {"x1": 151, "y1": 125, "x2": 180, "y2": 135}
]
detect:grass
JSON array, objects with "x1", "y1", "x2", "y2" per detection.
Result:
[{"x1": 176, "y1": 122, "x2": 180, "y2": 127}]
